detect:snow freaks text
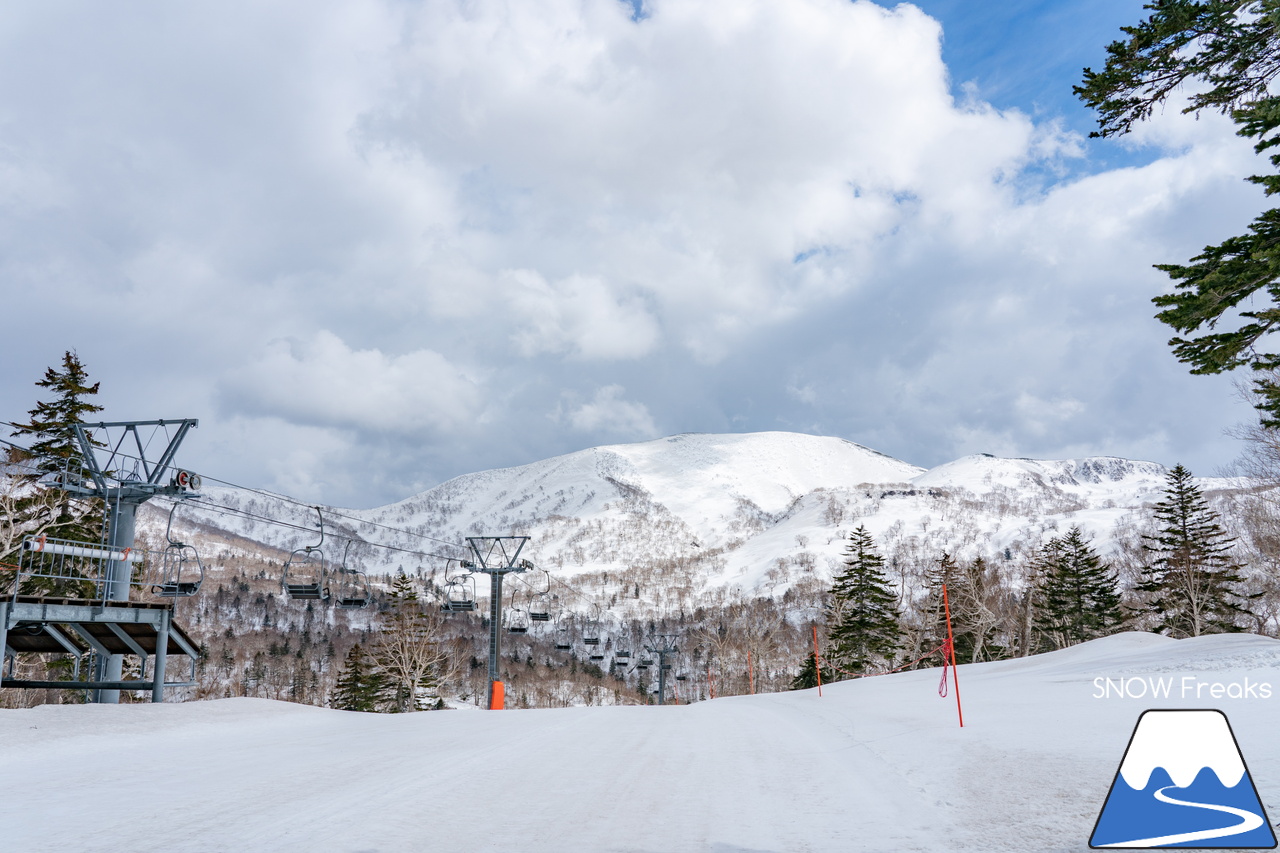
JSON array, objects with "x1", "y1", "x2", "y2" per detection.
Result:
[{"x1": 1092, "y1": 676, "x2": 1273, "y2": 700}]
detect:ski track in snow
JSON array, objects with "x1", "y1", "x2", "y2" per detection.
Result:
[{"x1": 2, "y1": 633, "x2": 1279, "y2": 852}]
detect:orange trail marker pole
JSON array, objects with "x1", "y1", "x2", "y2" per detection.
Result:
[
  {"x1": 489, "y1": 680, "x2": 505, "y2": 710},
  {"x1": 941, "y1": 583, "x2": 964, "y2": 728},
  {"x1": 812, "y1": 626, "x2": 823, "y2": 697}
]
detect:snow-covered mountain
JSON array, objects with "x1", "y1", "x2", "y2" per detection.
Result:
[{"x1": 148, "y1": 431, "x2": 1251, "y2": 606}]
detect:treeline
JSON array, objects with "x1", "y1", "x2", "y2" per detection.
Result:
[{"x1": 801, "y1": 463, "x2": 1257, "y2": 686}]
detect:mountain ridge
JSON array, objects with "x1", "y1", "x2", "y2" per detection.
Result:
[{"x1": 146, "y1": 430, "x2": 1245, "y2": 606}]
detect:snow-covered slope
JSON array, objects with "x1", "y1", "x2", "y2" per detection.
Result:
[
  {"x1": 155, "y1": 431, "x2": 1250, "y2": 602},
  {"x1": 4, "y1": 632, "x2": 1278, "y2": 852}
]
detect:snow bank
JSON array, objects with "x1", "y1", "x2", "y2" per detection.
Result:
[{"x1": 4, "y1": 633, "x2": 1279, "y2": 852}]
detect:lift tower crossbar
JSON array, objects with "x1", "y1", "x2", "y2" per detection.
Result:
[{"x1": 464, "y1": 536, "x2": 530, "y2": 710}]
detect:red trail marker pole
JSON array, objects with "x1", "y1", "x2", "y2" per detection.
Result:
[
  {"x1": 812, "y1": 625, "x2": 823, "y2": 697},
  {"x1": 941, "y1": 583, "x2": 964, "y2": 728}
]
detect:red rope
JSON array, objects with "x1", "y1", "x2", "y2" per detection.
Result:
[{"x1": 938, "y1": 638, "x2": 953, "y2": 697}]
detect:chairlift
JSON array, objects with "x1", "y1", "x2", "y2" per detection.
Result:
[
  {"x1": 333, "y1": 540, "x2": 371, "y2": 609},
  {"x1": 615, "y1": 649, "x2": 631, "y2": 660},
  {"x1": 508, "y1": 605, "x2": 531, "y2": 634},
  {"x1": 527, "y1": 570, "x2": 552, "y2": 621},
  {"x1": 151, "y1": 502, "x2": 204, "y2": 597},
  {"x1": 441, "y1": 563, "x2": 477, "y2": 613},
  {"x1": 553, "y1": 620, "x2": 573, "y2": 650},
  {"x1": 282, "y1": 507, "x2": 330, "y2": 602},
  {"x1": 582, "y1": 604, "x2": 602, "y2": 646}
]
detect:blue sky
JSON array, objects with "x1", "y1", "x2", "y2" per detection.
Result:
[
  {"x1": 0, "y1": 0, "x2": 1265, "y2": 506},
  {"x1": 921, "y1": 0, "x2": 1160, "y2": 174}
]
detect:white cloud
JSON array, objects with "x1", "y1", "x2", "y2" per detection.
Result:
[
  {"x1": 360, "y1": 0, "x2": 1060, "y2": 358},
  {"x1": 219, "y1": 331, "x2": 482, "y2": 435},
  {"x1": 561, "y1": 385, "x2": 658, "y2": 438},
  {"x1": 0, "y1": 0, "x2": 1268, "y2": 505},
  {"x1": 1015, "y1": 393, "x2": 1085, "y2": 437},
  {"x1": 505, "y1": 270, "x2": 660, "y2": 360}
]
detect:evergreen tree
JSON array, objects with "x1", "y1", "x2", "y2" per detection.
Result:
[
  {"x1": 789, "y1": 650, "x2": 834, "y2": 691},
  {"x1": 1138, "y1": 465, "x2": 1254, "y2": 637},
  {"x1": 331, "y1": 644, "x2": 386, "y2": 712},
  {"x1": 826, "y1": 526, "x2": 901, "y2": 674},
  {"x1": 3, "y1": 352, "x2": 105, "y2": 596},
  {"x1": 373, "y1": 572, "x2": 446, "y2": 712},
  {"x1": 1077, "y1": 3, "x2": 1280, "y2": 422},
  {"x1": 11, "y1": 351, "x2": 103, "y2": 476},
  {"x1": 1033, "y1": 526, "x2": 1123, "y2": 650}
]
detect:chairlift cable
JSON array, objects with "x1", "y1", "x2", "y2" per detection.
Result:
[
  {"x1": 7, "y1": 431, "x2": 613, "y2": 614},
  {"x1": 161, "y1": 496, "x2": 462, "y2": 563},
  {"x1": 0, "y1": 424, "x2": 469, "y2": 553}
]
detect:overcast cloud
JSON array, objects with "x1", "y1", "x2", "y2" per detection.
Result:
[{"x1": 0, "y1": 0, "x2": 1263, "y2": 506}]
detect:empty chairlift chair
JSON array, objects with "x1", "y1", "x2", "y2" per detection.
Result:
[
  {"x1": 152, "y1": 502, "x2": 204, "y2": 597},
  {"x1": 527, "y1": 571, "x2": 552, "y2": 622},
  {"x1": 334, "y1": 540, "x2": 371, "y2": 609},
  {"x1": 508, "y1": 604, "x2": 531, "y2": 634},
  {"x1": 582, "y1": 604, "x2": 603, "y2": 647},
  {"x1": 282, "y1": 507, "x2": 330, "y2": 602},
  {"x1": 553, "y1": 621, "x2": 573, "y2": 650},
  {"x1": 441, "y1": 571, "x2": 477, "y2": 613}
]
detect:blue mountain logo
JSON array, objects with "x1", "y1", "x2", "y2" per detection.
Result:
[{"x1": 1091, "y1": 709, "x2": 1276, "y2": 848}]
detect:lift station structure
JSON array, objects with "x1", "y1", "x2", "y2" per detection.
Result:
[{"x1": 1, "y1": 419, "x2": 204, "y2": 703}]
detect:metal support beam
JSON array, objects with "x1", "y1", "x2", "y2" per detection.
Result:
[
  {"x1": 41, "y1": 625, "x2": 84, "y2": 680},
  {"x1": 104, "y1": 622, "x2": 148, "y2": 661},
  {"x1": 71, "y1": 624, "x2": 114, "y2": 703},
  {"x1": 487, "y1": 572, "x2": 502, "y2": 708},
  {"x1": 152, "y1": 610, "x2": 169, "y2": 703},
  {"x1": 0, "y1": 602, "x2": 8, "y2": 681},
  {"x1": 41, "y1": 624, "x2": 83, "y2": 657},
  {"x1": 98, "y1": 498, "x2": 140, "y2": 703},
  {"x1": 68, "y1": 624, "x2": 112, "y2": 657},
  {"x1": 1, "y1": 679, "x2": 194, "y2": 690}
]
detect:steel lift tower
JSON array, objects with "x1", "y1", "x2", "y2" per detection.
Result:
[
  {"x1": 463, "y1": 536, "x2": 531, "y2": 710},
  {"x1": 645, "y1": 633, "x2": 680, "y2": 706}
]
